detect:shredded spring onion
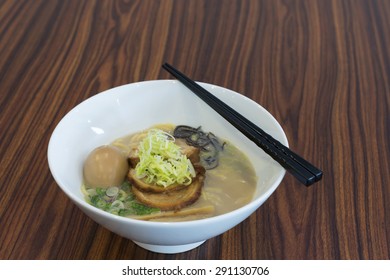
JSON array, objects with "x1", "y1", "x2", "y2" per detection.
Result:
[
  {"x1": 82, "y1": 181, "x2": 160, "y2": 216},
  {"x1": 135, "y1": 129, "x2": 195, "y2": 187}
]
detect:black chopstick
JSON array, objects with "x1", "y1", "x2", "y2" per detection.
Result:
[
  {"x1": 162, "y1": 63, "x2": 323, "y2": 186},
  {"x1": 163, "y1": 64, "x2": 317, "y2": 186}
]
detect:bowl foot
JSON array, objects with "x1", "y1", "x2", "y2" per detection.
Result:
[{"x1": 133, "y1": 240, "x2": 206, "y2": 254}]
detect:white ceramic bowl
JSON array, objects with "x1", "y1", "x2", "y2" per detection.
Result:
[{"x1": 48, "y1": 80, "x2": 288, "y2": 254}]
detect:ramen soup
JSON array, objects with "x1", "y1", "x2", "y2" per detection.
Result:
[{"x1": 82, "y1": 124, "x2": 257, "y2": 222}]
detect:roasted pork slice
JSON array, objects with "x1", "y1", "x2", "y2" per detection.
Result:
[
  {"x1": 131, "y1": 166, "x2": 205, "y2": 211},
  {"x1": 128, "y1": 168, "x2": 188, "y2": 193},
  {"x1": 127, "y1": 148, "x2": 139, "y2": 168},
  {"x1": 174, "y1": 138, "x2": 200, "y2": 164}
]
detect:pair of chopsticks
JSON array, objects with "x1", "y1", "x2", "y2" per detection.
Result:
[{"x1": 162, "y1": 63, "x2": 323, "y2": 186}]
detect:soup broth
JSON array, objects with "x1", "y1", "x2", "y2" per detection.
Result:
[{"x1": 82, "y1": 124, "x2": 257, "y2": 222}]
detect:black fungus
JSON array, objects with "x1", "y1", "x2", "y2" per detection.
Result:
[
  {"x1": 173, "y1": 125, "x2": 200, "y2": 138},
  {"x1": 174, "y1": 125, "x2": 225, "y2": 170}
]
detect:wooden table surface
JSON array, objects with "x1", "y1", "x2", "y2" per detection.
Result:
[{"x1": 1, "y1": 0, "x2": 389, "y2": 260}]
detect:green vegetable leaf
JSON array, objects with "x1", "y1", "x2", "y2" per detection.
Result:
[{"x1": 85, "y1": 181, "x2": 160, "y2": 217}]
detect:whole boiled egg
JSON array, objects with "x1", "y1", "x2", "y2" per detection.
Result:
[{"x1": 83, "y1": 145, "x2": 129, "y2": 188}]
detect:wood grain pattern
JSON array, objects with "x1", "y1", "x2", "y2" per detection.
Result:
[{"x1": 0, "y1": 0, "x2": 389, "y2": 259}]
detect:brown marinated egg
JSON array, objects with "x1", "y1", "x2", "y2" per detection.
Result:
[{"x1": 83, "y1": 145, "x2": 129, "y2": 188}]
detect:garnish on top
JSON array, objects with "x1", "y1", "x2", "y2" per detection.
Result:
[{"x1": 134, "y1": 129, "x2": 196, "y2": 187}]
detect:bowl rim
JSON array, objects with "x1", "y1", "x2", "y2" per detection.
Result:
[{"x1": 48, "y1": 79, "x2": 288, "y2": 227}]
